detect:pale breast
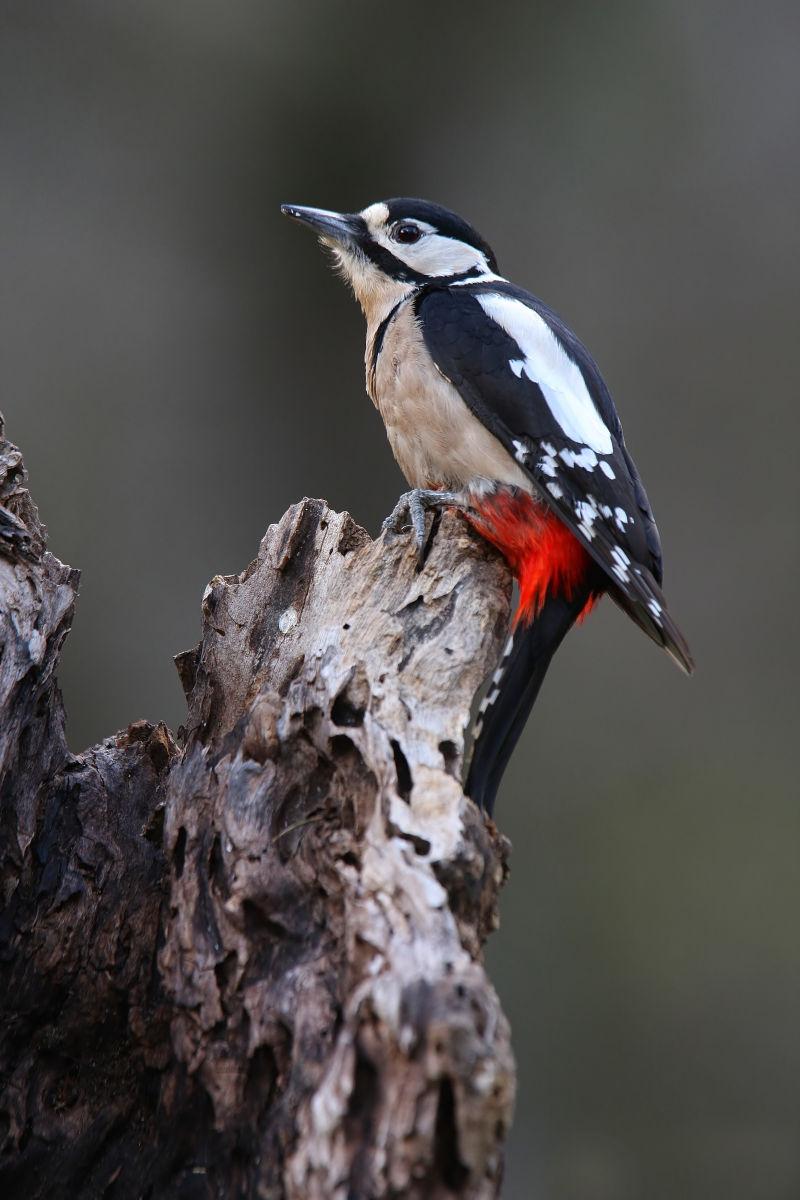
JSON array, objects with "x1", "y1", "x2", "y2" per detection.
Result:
[{"x1": 367, "y1": 303, "x2": 533, "y2": 494}]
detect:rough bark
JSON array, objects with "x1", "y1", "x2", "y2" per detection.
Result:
[{"x1": 0, "y1": 418, "x2": 516, "y2": 1200}]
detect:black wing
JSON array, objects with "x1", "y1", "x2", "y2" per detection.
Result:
[{"x1": 415, "y1": 281, "x2": 693, "y2": 673}]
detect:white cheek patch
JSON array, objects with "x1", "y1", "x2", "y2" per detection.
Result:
[
  {"x1": 364, "y1": 213, "x2": 491, "y2": 278},
  {"x1": 477, "y1": 293, "x2": 614, "y2": 455},
  {"x1": 392, "y1": 233, "x2": 490, "y2": 277}
]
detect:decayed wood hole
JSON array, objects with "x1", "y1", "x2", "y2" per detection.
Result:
[{"x1": 0, "y1": 418, "x2": 516, "y2": 1200}]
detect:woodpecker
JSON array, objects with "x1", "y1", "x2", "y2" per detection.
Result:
[{"x1": 281, "y1": 198, "x2": 693, "y2": 814}]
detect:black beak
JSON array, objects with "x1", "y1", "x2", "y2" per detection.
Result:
[{"x1": 280, "y1": 204, "x2": 359, "y2": 245}]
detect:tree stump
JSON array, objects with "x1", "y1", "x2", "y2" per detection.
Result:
[{"x1": 0, "y1": 418, "x2": 516, "y2": 1199}]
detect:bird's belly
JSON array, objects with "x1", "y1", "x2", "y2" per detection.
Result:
[{"x1": 372, "y1": 318, "x2": 531, "y2": 494}]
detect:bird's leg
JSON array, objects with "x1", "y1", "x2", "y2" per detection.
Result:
[{"x1": 382, "y1": 487, "x2": 474, "y2": 563}]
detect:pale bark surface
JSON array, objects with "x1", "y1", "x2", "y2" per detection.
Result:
[{"x1": 0, "y1": 419, "x2": 516, "y2": 1199}]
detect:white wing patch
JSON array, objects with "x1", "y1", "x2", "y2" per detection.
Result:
[
  {"x1": 647, "y1": 598, "x2": 664, "y2": 624},
  {"x1": 537, "y1": 441, "x2": 558, "y2": 477},
  {"x1": 477, "y1": 292, "x2": 614, "y2": 455},
  {"x1": 559, "y1": 446, "x2": 597, "y2": 470}
]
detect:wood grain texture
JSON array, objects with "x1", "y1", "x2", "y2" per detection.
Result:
[{"x1": 0, "y1": 417, "x2": 517, "y2": 1200}]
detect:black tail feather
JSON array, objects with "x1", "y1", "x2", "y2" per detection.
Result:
[{"x1": 465, "y1": 586, "x2": 593, "y2": 816}]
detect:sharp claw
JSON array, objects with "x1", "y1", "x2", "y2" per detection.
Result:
[
  {"x1": 382, "y1": 496, "x2": 409, "y2": 536},
  {"x1": 382, "y1": 488, "x2": 472, "y2": 557}
]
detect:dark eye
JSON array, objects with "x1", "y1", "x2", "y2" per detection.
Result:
[{"x1": 392, "y1": 222, "x2": 422, "y2": 244}]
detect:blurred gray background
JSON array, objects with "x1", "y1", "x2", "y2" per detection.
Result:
[{"x1": 2, "y1": 1, "x2": 798, "y2": 1196}]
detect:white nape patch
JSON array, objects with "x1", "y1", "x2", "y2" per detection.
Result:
[
  {"x1": 512, "y1": 438, "x2": 529, "y2": 463},
  {"x1": 451, "y1": 272, "x2": 506, "y2": 287},
  {"x1": 614, "y1": 506, "x2": 631, "y2": 531},
  {"x1": 477, "y1": 293, "x2": 614, "y2": 454},
  {"x1": 547, "y1": 482, "x2": 564, "y2": 499},
  {"x1": 559, "y1": 446, "x2": 597, "y2": 471},
  {"x1": 599, "y1": 460, "x2": 616, "y2": 479},
  {"x1": 509, "y1": 359, "x2": 525, "y2": 378}
]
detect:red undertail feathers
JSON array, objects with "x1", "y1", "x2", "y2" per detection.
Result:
[{"x1": 470, "y1": 489, "x2": 597, "y2": 626}]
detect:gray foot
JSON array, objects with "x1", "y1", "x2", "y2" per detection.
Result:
[{"x1": 382, "y1": 488, "x2": 472, "y2": 562}]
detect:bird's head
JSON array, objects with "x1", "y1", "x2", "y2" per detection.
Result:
[{"x1": 281, "y1": 198, "x2": 498, "y2": 319}]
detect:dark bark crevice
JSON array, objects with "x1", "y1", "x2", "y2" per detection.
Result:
[{"x1": 0, "y1": 421, "x2": 515, "y2": 1199}]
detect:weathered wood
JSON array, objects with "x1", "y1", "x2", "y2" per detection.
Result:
[{"x1": 0, "y1": 417, "x2": 516, "y2": 1199}]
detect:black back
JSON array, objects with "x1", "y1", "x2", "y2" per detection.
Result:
[{"x1": 414, "y1": 279, "x2": 693, "y2": 671}]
